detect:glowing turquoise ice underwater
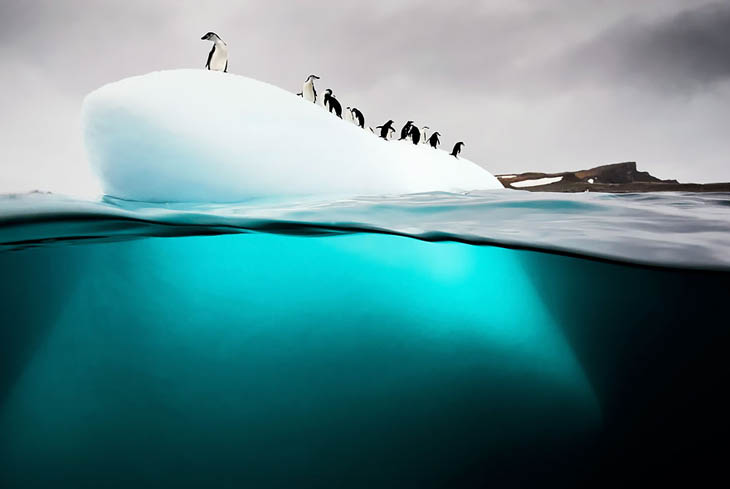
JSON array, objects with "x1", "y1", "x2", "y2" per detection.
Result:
[
  {"x1": 1, "y1": 232, "x2": 601, "y2": 486},
  {"x1": 1, "y1": 194, "x2": 729, "y2": 487}
]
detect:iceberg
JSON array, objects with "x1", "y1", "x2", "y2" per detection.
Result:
[{"x1": 82, "y1": 70, "x2": 503, "y2": 202}]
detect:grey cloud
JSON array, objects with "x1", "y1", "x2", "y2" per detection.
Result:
[
  {"x1": 628, "y1": 2, "x2": 730, "y2": 86},
  {"x1": 551, "y1": 2, "x2": 730, "y2": 93}
]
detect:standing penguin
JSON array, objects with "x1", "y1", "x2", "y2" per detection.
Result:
[
  {"x1": 451, "y1": 142, "x2": 465, "y2": 158},
  {"x1": 201, "y1": 32, "x2": 228, "y2": 72},
  {"x1": 399, "y1": 121, "x2": 414, "y2": 140},
  {"x1": 427, "y1": 132, "x2": 441, "y2": 149},
  {"x1": 409, "y1": 125, "x2": 422, "y2": 145},
  {"x1": 323, "y1": 89, "x2": 343, "y2": 118},
  {"x1": 420, "y1": 126, "x2": 430, "y2": 144},
  {"x1": 345, "y1": 107, "x2": 355, "y2": 124},
  {"x1": 302, "y1": 75, "x2": 320, "y2": 103},
  {"x1": 351, "y1": 107, "x2": 365, "y2": 128},
  {"x1": 376, "y1": 120, "x2": 396, "y2": 140}
]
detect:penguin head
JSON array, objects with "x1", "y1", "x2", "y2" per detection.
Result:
[
  {"x1": 306, "y1": 75, "x2": 320, "y2": 82},
  {"x1": 325, "y1": 89, "x2": 333, "y2": 95},
  {"x1": 433, "y1": 132, "x2": 441, "y2": 137},
  {"x1": 457, "y1": 142, "x2": 465, "y2": 148},
  {"x1": 201, "y1": 32, "x2": 222, "y2": 42}
]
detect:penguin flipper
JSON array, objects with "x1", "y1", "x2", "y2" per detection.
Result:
[
  {"x1": 205, "y1": 46, "x2": 215, "y2": 69},
  {"x1": 224, "y1": 60, "x2": 228, "y2": 73}
]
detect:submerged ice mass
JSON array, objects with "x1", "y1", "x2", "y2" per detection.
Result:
[{"x1": 82, "y1": 70, "x2": 503, "y2": 202}]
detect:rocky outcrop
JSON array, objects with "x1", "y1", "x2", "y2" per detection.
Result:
[{"x1": 496, "y1": 162, "x2": 730, "y2": 193}]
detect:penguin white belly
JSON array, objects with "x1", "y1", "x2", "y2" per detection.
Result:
[
  {"x1": 209, "y1": 44, "x2": 228, "y2": 71},
  {"x1": 303, "y1": 81, "x2": 316, "y2": 103}
]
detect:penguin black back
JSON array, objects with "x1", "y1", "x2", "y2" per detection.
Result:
[
  {"x1": 409, "y1": 126, "x2": 421, "y2": 145},
  {"x1": 376, "y1": 120, "x2": 395, "y2": 139},
  {"x1": 399, "y1": 121, "x2": 414, "y2": 140},
  {"x1": 329, "y1": 96, "x2": 343, "y2": 118},
  {"x1": 351, "y1": 107, "x2": 365, "y2": 128},
  {"x1": 324, "y1": 89, "x2": 343, "y2": 118},
  {"x1": 428, "y1": 132, "x2": 441, "y2": 148},
  {"x1": 451, "y1": 142, "x2": 465, "y2": 158}
]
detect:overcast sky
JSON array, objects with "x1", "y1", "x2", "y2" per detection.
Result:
[{"x1": 1, "y1": 0, "x2": 729, "y2": 196}]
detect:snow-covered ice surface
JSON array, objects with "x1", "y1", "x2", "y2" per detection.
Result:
[
  {"x1": 82, "y1": 70, "x2": 503, "y2": 202},
  {"x1": 511, "y1": 177, "x2": 564, "y2": 188}
]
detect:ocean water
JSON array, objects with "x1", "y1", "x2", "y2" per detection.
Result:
[{"x1": 1, "y1": 190, "x2": 729, "y2": 488}]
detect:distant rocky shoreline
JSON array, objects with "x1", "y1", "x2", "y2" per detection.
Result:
[{"x1": 496, "y1": 162, "x2": 730, "y2": 193}]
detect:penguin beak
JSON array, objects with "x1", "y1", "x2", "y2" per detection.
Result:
[{"x1": 201, "y1": 34, "x2": 208, "y2": 40}]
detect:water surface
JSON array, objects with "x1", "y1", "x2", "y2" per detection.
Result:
[{"x1": 1, "y1": 191, "x2": 728, "y2": 487}]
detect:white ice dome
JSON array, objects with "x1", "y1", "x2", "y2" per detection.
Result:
[{"x1": 82, "y1": 70, "x2": 503, "y2": 202}]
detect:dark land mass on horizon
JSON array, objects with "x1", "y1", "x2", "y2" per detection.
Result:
[{"x1": 497, "y1": 162, "x2": 730, "y2": 193}]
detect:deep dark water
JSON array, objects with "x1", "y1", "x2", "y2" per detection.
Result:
[
  {"x1": 519, "y1": 253, "x2": 729, "y2": 486},
  {"x1": 1, "y1": 228, "x2": 727, "y2": 488}
]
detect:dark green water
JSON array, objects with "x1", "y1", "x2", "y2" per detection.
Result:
[{"x1": 1, "y1": 229, "x2": 727, "y2": 487}]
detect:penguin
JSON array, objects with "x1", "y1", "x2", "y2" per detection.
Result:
[
  {"x1": 201, "y1": 32, "x2": 228, "y2": 72},
  {"x1": 451, "y1": 142, "x2": 465, "y2": 158},
  {"x1": 351, "y1": 107, "x2": 365, "y2": 128},
  {"x1": 421, "y1": 126, "x2": 430, "y2": 144},
  {"x1": 399, "y1": 121, "x2": 414, "y2": 140},
  {"x1": 376, "y1": 120, "x2": 396, "y2": 140},
  {"x1": 323, "y1": 89, "x2": 332, "y2": 108},
  {"x1": 345, "y1": 107, "x2": 355, "y2": 124},
  {"x1": 427, "y1": 132, "x2": 441, "y2": 149},
  {"x1": 409, "y1": 125, "x2": 422, "y2": 145},
  {"x1": 302, "y1": 75, "x2": 320, "y2": 103},
  {"x1": 323, "y1": 89, "x2": 343, "y2": 118}
]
